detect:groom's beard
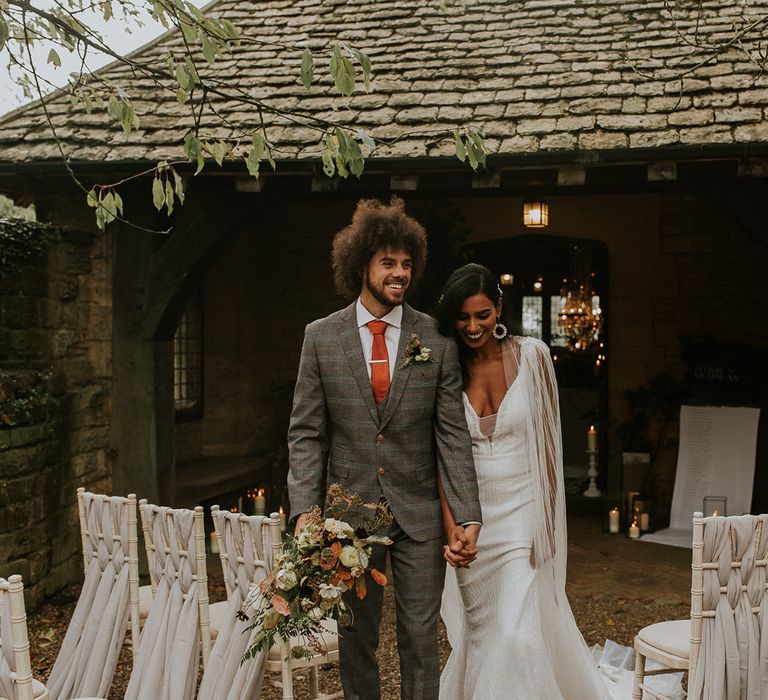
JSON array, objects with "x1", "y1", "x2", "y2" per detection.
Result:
[{"x1": 364, "y1": 271, "x2": 408, "y2": 308}]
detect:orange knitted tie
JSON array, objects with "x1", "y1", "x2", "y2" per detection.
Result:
[{"x1": 367, "y1": 320, "x2": 390, "y2": 404}]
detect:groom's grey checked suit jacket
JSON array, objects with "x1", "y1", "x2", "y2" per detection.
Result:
[{"x1": 287, "y1": 301, "x2": 482, "y2": 539}]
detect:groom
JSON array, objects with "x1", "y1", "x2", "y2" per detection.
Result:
[{"x1": 287, "y1": 197, "x2": 481, "y2": 700}]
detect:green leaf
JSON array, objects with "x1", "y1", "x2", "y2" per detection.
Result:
[
  {"x1": 207, "y1": 140, "x2": 226, "y2": 166},
  {"x1": 330, "y1": 44, "x2": 355, "y2": 96},
  {"x1": 251, "y1": 132, "x2": 265, "y2": 161},
  {"x1": 107, "y1": 94, "x2": 121, "y2": 121},
  {"x1": 300, "y1": 48, "x2": 313, "y2": 89},
  {"x1": 244, "y1": 149, "x2": 260, "y2": 177},
  {"x1": 0, "y1": 19, "x2": 9, "y2": 53},
  {"x1": 185, "y1": 58, "x2": 199, "y2": 85},
  {"x1": 202, "y1": 35, "x2": 216, "y2": 65},
  {"x1": 221, "y1": 19, "x2": 239, "y2": 40},
  {"x1": 164, "y1": 179, "x2": 174, "y2": 215},
  {"x1": 183, "y1": 133, "x2": 205, "y2": 174},
  {"x1": 349, "y1": 47, "x2": 371, "y2": 91},
  {"x1": 454, "y1": 131, "x2": 466, "y2": 163},
  {"x1": 101, "y1": 2, "x2": 113, "y2": 21},
  {"x1": 86, "y1": 188, "x2": 99, "y2": 209},
  {"x1": 152, "y1": 176, "x2": 165, "y2": 211},
  {"x1": 466, "y1": 143, "x2": 478, "y2": 171},
  {"x1": 357, "y1": 129, "x2": 375, "y2": 150},
  {"x1": 113, "y1": 190, "x2": 124, "y2": 216},
  {"x1": 101, "y1": 191, "x2": 116, "y2": 221},
  {"x1": 321, "y1": 137, "x2": 335, "y2": 177},
  {"x1": 47, "y1": 48, "x2": 61, "y2": 67},
  {"x1": 180, "y1": 20, "x2": 197, "y2": 44},
  {"x1": 173, "y1": 170, "x2": 185, "y2": 205},
  {"x1": 175, "y1": 62, "x2": 191, "y2": 91}
]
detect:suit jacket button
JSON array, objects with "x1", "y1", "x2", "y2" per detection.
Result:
[
  {"x1": 376, "y1": 434, "x2": 384, "y2": 442},
  {"x1": 377, "y1": 467, "x2": 385, "y2": 475}
]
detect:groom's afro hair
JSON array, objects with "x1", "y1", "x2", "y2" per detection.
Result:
[{"x1": 332, "y1": 196, "x2": 428, "y2": 300}]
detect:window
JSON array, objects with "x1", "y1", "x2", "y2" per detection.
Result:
[
  {"x1": 550, "y1": 295, "x2": 567, "y2": 347},
  {"x1": 174, "y1": 298, "x2": 202, "y2": 415},
  {"x1": 521, "y1": 296, "x2": 543, "y2": 339}
]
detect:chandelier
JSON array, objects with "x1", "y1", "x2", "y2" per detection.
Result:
[{"x1": 558, "y1": 278, "x2": 602, "y2": 351}]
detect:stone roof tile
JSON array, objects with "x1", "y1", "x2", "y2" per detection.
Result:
[{"x1": 2, "y1": 0, "x2": 768, "y2": 164}]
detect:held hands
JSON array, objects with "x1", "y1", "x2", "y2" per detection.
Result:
[
  {"x1": 444, "y1": 523, "x2": 481, "y2": 568},
  {"x1": 294, "y1": 512, "x2": 310, "y2": 535}
]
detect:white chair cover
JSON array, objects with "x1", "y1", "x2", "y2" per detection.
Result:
[
  {"x1": 197, "y1": 511, "x2": 273, "y2": 700},
  {"x1": 689, "y1": 514, "x2": 767, "y2": 699},
  {"x1": 125, "y1": 504, "x2": 207, "y2": 700},
  {"x1": 46, "y1": 492, "x2": 134, "y2": 700}
]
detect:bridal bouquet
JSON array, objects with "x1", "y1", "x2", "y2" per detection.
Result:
[{"x1": 241, "y1": 484, "x2": 392, "y2": 661}]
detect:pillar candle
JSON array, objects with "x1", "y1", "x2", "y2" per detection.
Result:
[
  {"x1": 254, "y1": 488, "x2": 266, "y2": 516},
  {"x1": 609, "y1": 508, "x2": 620, "y2": 533},
  {"x1": 587, "y1": 425, "x2": 597, "y2": 451},
  {"x1": 210, "y1": 531, "x2": 220, "y2": 554},
  {"x1": 629, "y1": 520, "x2": 640, "y2": 539}
]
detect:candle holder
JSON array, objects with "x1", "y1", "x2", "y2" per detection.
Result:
[
  {"x1": 583, "y1": 448, "x2": 601, "y2": 498},
  {"x1": 703, "y1": 496, "x2": 727, "y2": 517},
  {"x1": 630, "y1": 494, "x2": 655, "y2": 533}
]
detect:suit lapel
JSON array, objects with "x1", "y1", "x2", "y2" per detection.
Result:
[
  {"x1": 379, "y1": 303, "x2": 417, "y2": 431},
  {"x1": 337, "y1": 302, "x2": 380, "y2": 425}
]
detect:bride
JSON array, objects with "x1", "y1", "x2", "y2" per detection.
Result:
[{"x1": 436, "y1": 264, "x2": 611, "y2": 700}]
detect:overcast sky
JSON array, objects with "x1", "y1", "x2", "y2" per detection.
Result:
[{"x1": 0, "y1": 1, "x2": 208, "y2": 117}]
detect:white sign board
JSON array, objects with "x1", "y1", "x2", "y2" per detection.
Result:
[{"x1": 641, "y1": 405, "x2": 760, "y2": 548}]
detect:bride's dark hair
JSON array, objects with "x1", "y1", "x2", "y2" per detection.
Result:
[{"x1": 436, "y1": 263, "x2": 505, "y2": 338}]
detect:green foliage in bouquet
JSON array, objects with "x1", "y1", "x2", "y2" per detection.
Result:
[{"x1": 241, "y1": 484, "x2": 393, "y2": 662}]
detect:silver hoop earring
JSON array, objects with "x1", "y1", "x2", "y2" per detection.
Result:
[{"x1": 492, "y1": 319, "x2": 508, "y2": 341}]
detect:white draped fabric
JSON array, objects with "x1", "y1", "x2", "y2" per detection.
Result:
[
  {"x1": 197, "y1": 511, "x2": 272, "y2": 700},
  {"x1": 441, "y1": 337, "x2": 611, "y2": 699},
  {"x1": 689, "y1": 514, "x2": 767, "y2": 700},
  {"x1": 46, "y1": 493, "x2": 132, "y2": 700},
  {"x1": 125, "y1": 506, "x2": 203, "y2": 700}
]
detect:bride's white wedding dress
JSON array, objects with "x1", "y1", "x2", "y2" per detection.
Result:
[{"x1": 440, "y1": 336, "x2": 611, "y2": 700}]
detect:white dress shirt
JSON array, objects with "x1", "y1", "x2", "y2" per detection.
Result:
[{"x1": 356, "y1": 298, "x2": 402, "y2": 381}]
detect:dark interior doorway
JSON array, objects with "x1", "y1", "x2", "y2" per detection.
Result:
[{"x1": 468, "y1": 234, "x2": 610, "y2": 495}]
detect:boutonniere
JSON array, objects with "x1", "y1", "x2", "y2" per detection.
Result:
[{"x1": 399, "y1": 333, "x2": 435, "y2": 369}]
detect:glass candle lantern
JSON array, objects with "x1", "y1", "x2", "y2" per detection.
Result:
[
  {"x1": 703, "y1": 496, "x2": 727, "y2": 517},
  {"x1": 630, "y1": 493, "x2": 655, "y2": 533}
]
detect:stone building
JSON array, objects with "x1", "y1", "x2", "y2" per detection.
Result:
[{"x1": 1, "y1": 0, "x2": 767, "y2": 604}]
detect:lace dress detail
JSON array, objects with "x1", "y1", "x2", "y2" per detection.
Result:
[{"x1": 441, "y1": 337, "x2": 611, "y2": 700}]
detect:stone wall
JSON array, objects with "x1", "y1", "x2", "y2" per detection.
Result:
[{"x1": 0, "y1": 225, "x2": 112, "y2": 609}]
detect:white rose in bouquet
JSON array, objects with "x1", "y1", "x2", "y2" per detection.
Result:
[{"x1": 339, "y1": 545, "x2": 361, "y2": 568}]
